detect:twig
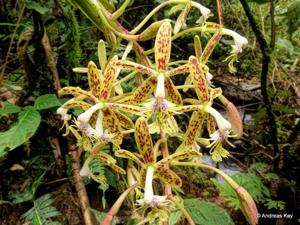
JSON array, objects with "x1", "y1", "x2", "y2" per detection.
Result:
[
  {"x1": 69, "y1": 145, "x2": 95, "y2": 225},
  {"x1": 49, "y1": 137, "x2": 65, "y2": 177},
  {"x1": 269, "y1": 0, "x2": 276, "y2": 50},
  {"x1": 41, "y1": 29, "x2": 61, "y2": 95},
  {"x1": 160, "y1": 131, "x2": 172, "y2": 196},
  {"x1": 239, "y1": 0, "x2": 279, "y2": 168},
  {"x1": 160, "y1": 130, "x2": 171, "y2": 225},
  {"x1": 44, "y1": 177, "x2": 70, "y2": 185},
  {"x1": 216, "y1": 0, "x2": 224, "y2": 26},
  {"x1": 0, "y1": 4, "x2": 26, "y2": 85}
]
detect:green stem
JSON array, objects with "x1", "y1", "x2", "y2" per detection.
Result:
[
  {"x1": 111, "y1": 0, "x2": 131, "y2": 20},
  {"x1": 168, "y1": 196, "x2": 195, "y2": 225},
  {"x1": 171, "y1": 162, "x2": 239, "y2": 189},
  {"x1": 176, "y1": 84, "x2": 194, "y2": 89},
  {"x1": 131, "y1": 0, "x2": 207, "y2": 34},
  {"x1": 113, "y1": 71, "x2": 137, "y2": 86}
]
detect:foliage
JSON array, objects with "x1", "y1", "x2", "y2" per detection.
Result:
[
  {"x1": 0, "y1": 94, "x2": 61, "y2": 157},
  {"x1": 167, "y1": 198, "x2": 234, "y2": 225},
  {"x1": 184, "y1": 199, "x2": 234, "y2": 225},
  {"x1": 52, "y1": 0, "x2": 259, "y2": 224},
  {"x1": 1, "y1": 0, "x2": 299, "y2": 224},
  {"x1": 21, "y1": 193, "x2": 61, "y2": 225},
  {"x1": 212, "y1": 169, "x2": 285, "y2": 210}
]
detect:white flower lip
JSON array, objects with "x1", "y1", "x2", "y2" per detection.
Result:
[
  {"x1": 56, "y1": 107, "x2": 71, "y2": 121},
  {"x1": 143, "y1": 166, "x2": 155, "y2": 204},
  {"x1": 205, "y1": 105, "x2": 231, "y2": 132},
  {"x1": 78, "y1": 102, "x2": 104, "y2": 124},
  {"x1": 192, "y1": 2, "x2": 211, "y2": 20},
  {"x1": 222, "y1": 28, "x2": 248, "y2": 52},
  {"x1": 80, "y1": 157, "x2": 92, "y2": 177},
  {"x1": 205, "y1": 71, "x2": 213, "y2": 85},
  {"x1": 155, "y1": 73, "x2": 165, "y2": 98}
]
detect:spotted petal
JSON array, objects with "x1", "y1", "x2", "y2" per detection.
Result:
[
  {"x1": 88, "y1": 61, "x2": 102, "y2": 99},
  {"x1": 210, "y1": 88, "x2": 222, "y2": 100},
  {"x1": 131, "y1": 76, "x2": 157, "y2": 104},
  {"x1": 155, "y1": 22, "x2": 172, "y2": 71},
  {"x1": 159, "y1": 149, "x2": 201, "y2": 164},
  {"x1": 189, "y1": 56, "x2": 209, "y2": 103},
  {"x1": 115, "y1": 149, "x2": 143, "y2": 166},
  {"x1": 59, "y1": 87, "x2": 97, "y2": 102},
  {"x1": 201, "y1": 31, "x2": 222, "y2": 63},
  {"x1": 207, "y1": 114, "x2": 216, "y2": 135},
  {"x1": 135, "y1": 117, "x2": 154, "y2": 163},
  {"x1": 62, "y1": 100, "x2": 91, "y2": 110},
  {"x1": 168, "y1": 64, "x2": 189, "y2": 77},
  {"x1": 164, "y1": 76, "x2": 182, "y2": 105},
  {"x1": 92, "y1": 150, "x2": 125, "y2": 174},
  {"x1": 114, "y1": 111, "x2": 134, "y2": 129},
  {"x1": 155, "y1": 165, "x2": 182, "y2": 186},
  {"x1": 114, "y1": 60, "x2": 156, "y2": 76},
  {"x1": 108, "y1": 103, "x2": 145, "y2": 116},
  {"x1": 183, "y1": 111, "x2": 205, "y2": 147},
  {"x1": 100, "y1": 56, "x2": 118, "y2": 100},
  {"x1": 102, "y1": 108, "x2": 123, "y2": 145}
]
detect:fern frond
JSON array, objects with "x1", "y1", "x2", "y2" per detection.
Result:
[{"x1": 22, "y1": 193, "x2": 61, "y2": 225}]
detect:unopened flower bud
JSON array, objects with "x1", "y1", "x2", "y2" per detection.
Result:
[
  {"x1": 214, "y1": 167, "x2": 258, "y2": 225},
  {"x1": 138, "y1": 19, "x2": 171, "y2": 41},
  {"x1": 235, "y1": 186, "x2": 258, "y2": 225},
  {"x1": 226, "y1": 101, "x2": 243, "y2": 138}
]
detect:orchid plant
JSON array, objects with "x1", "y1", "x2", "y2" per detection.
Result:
[{"x1": 57, "y1": 0, "x2": 258, "y2": 225}]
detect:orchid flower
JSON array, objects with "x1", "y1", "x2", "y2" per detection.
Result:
[
  {"x1": 115, "y1": 117, "x2": 200, "y2": 207},
  {"x1": 57, "y1": 55, "x2": 145, "y2": 147}
]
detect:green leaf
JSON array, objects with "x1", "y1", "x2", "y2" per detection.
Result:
[
  {"x1": 0, "y1": 109, "x2": 41, "y2": 156},
  {"x1": 168, "y1": 210, "x2": 182, "y2": 225},
  {"x1": 22, "y1": 0, "x2": 49, "y2": 14},
  {"x1": 275, "y1": 39, "x2": 294, "y2": 55},
  {"x1": 34, "y1": 94, "x2": 62, "y2": 110},
  {"x1": 184, "y1": 199, "x2": 234, "y2": 225},
  {"x1": 0, "y1": 102, "x2": 21, "y2": 115},
  {"x1": 22, "y1": 193, "x2": 61, "y2": 225}
]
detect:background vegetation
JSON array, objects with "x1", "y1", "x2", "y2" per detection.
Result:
[{"x1": 0, "y1": 0, "x2": 299, "y2": 224}]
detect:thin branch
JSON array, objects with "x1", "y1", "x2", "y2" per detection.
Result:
[
  {"x1": 41, "y1": 28, "x2": 62, "y2": 95},
  {"x1": 69, "y1": 145, "x2": 96, "y2": 225},
  {"x1": 269, "y1": 0, "x2": 276, "y2": 50},
  {"x1": 239, "y1": 0, "x2": 279, "y2": 167},
  {"x1": 216, "y1": 0, "x2": 224, "y2": 26},
  {"x1": 0, "y1": 4, "x2": 26, "y2": 85},
  {"x1": 288, "y1": 120, "x2": 300, "y2": 144}
]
